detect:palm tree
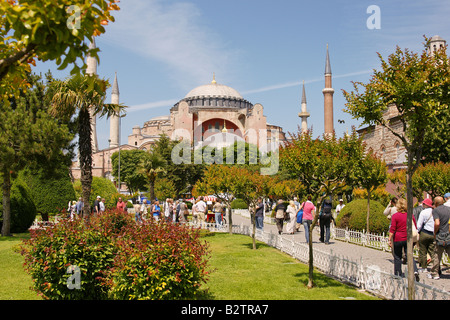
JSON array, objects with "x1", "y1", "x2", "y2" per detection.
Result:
[
  {"x1": 50, "y1": 73, "x2": 123, "y2": 217},
  {"x1": 139, "y1": 151, "x2": 167, "y2": 201}
]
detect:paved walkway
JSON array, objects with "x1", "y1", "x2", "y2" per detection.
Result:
[{"x1": 230, "y1": 212, "x2": 450, "y2": 293}]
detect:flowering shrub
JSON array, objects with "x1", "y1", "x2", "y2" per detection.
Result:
[
  {"x1": 106, "y1": 221, "x2": 210, "y2": 300},
  {"x1": 19, "y1": 210, "x2": 210, "y2": 300}
]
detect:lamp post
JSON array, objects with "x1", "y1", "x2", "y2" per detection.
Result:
[{"x1": 118, "y1": 109, "x2": 121, "y2": 193}]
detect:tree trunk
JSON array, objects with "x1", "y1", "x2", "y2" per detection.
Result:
[
  {"x1": 307, "y1": 213, "x2": 320, "y2": 289},
  {"x1": 1, "y1": 169, "x2": 12, "y2": 236},
  {"x1": 366, "y1": 189, "x2": 371, "y2": 234},
  {"x1": 228, "y1": 204, "x2": 233, "y2": 235},
  {"x1": 406, "y1": 169, "x2": 415, "y2": 300},
  {"x1": 251, "y1": 212, "x2": 256, "y2": 250},
  {"x1": 307, "y1": 195, "x2": 328, "y2": 288},
  {"x1": 79, "y1": 107, "x2": 93, "y2": 219},
  {"x1": 149, "y1": 180, "x2": 155, "y2": 201}
]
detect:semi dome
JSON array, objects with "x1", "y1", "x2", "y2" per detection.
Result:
[{"x1": 184, "y1": 76, "x2": 243, "y2": 100}]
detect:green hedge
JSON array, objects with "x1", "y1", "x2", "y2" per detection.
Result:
[
  {"x1": 335, "y1": 199, "x2": 389, "y2": 234},
  {"x1": 0, "y1": 177, "x2": 37, "y2": 233},
  {"x1": 19, "y1": 167, "x2": 76, "y2": 217},
  {"x1": 231, "y1": 198, "x2": 247, "y2": 209},
  {"x1": 73, "y1": 177, "x2": 118, "y2": 209}
]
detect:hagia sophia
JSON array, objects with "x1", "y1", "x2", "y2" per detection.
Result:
[
  {"x1": 70, "y1": 35, "x2": 447, "y2": 190},
  {"x1": 70, "y1": 38, "x2": 333, "y2": 185}
]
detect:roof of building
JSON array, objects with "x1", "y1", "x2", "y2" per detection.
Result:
[
  {"x1": 184, "y1": 76, "x2": 243, "y2": 100},
  {"x1": 430, "y1": 35, "x2": 445, "y2": 42}
]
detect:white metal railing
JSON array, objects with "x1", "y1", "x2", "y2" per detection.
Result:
[
  {"x1": 234, "y1": 209, "x2": 449, "y2": 265},
  {"x1": 191, "y1": 210, "x2": 450, "y2": 300}
]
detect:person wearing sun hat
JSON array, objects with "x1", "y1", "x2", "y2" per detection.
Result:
[
  {"x1": 417, "y1": 198, "x2": 435, "y2": 272},
  {"x1": 444, "y1": 193, "x2": 450, "y2": 207}
]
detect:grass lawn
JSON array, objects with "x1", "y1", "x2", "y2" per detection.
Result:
[
  {"x1": 0, "y1": 233, "x2": 40, "y2": 300},
  {"x1": 0, "y1": 230, "x2": 378, "y2": 300},
  {"x1": 201, "y1": 233, "x2": 379, "y2": 300}
]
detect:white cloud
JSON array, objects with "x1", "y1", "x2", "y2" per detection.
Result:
[
  {"x1": 102, "y1": 0, "x2": 237, "y2": 89},
  {"x1": 127, "y1": 99, "x2": 179, "y2": 113},
  {"x1": 242, "y1": 69, "x2": 373, "y2": 95}
]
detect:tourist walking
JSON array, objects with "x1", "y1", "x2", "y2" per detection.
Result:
[
  {"x1": 286, "y1": 201, "x2": 297, "y2": 234},
  {"x1": 69, "y1": 201, "x2": 77, "y2": 220},
  {"x1": 152, "y1": 200, "x2": 161, "y2": 221},
  {"x1": 99, "y1": 198, "x2": 106, "y2": 214},
  {"x1": 274, "y1": 199, "x2": 286, "y2": 235},
  {"x1": 320, "y1": 198, "x2": 335, "y2": 244},
  {"x1": 416, "y1": 198, "x2": 435, "y2": 272},
  {"x1": 75, "y1": 197, "x2": 83, "y2": 216},
  {"x1": 136, "y1": 199, "x2": 147, "y2": 223},
  {"x1": 429, "y1": 196, "x2": 450, "y2": 280},
  {"x1": 444, "y1": 193, "x2": 450, "y2": 207},
  {"x1": 335, "y1": 199, "x2": 345, "y2": 216},
  {"x1": 179, "y1": 200, "x2": 188, "y2": 223},
  {"x1": 93, "y1": 195, "x2": 101, "y2": 216},
  {"x1": 196, "y1": 197, "x2": 207, "y2": 227},
  {"x1": 301, "y1": 195, "x2": 316, "y2": 244},
  {"x1": 384, "y1": 197, "x2": 398, "y2": 221},
  {"x1": 388, "y1": 198, "x2": 419, "y2": 280},
  {"x1": 164, "y1": 198, "x2": 174, "y2": 222},
  {"x1": 255, "y1": 198, "x2": 264, "y2": 230},
  {"x1": 213, "y1": 200, "x2": 223, "y2": 228},
  {"x1": 116, "y1": 197, "x2": 126, "y2": 212}
]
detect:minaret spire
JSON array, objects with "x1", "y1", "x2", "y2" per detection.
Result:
[
  {"x1": 109, "y1": 72, "x2": 120, "y2": 148},
  {"x1": 298, "y1": 80, "x2": 310, "y2": 133},
  {"x1": 323, "y1": 44, "x2": 335, "y2": 137}
]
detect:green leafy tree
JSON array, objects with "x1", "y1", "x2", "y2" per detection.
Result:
[
  {"x1": 0, "y1": 0, "x2": 120, "y2": 99},
  {"x1": 138, "y1": 151, "x2": 167, "y2": 201},
  {"x1": 352, "y1": 150, "x2": 388, "y2": 233},
  {"x1": 0, "y1": 74, "x2": 72, "y2": 236},
  {"x1": 19, "y1": 165, "x2": 76, "y2": 220},
  {"x1": 343, "y1": 37, "x2": 450, "y2": 299},
  {"x1": 51, "y1": 73, "x2": 123, "y2": 218},
  {"x1": 154, "y1": 178, "x2": 177, "y2": 203},
  {"x1": 412, "y1": 162, "x2": 450, "y2": 199},
  {"x1": 111, "y1": 149, "x2": 147, "y2": 194},
  {"x1": 280, "y1": 129, "x2": 363, "y2": 288},
  {"x1": 155, "y1": 134, "x2": 205, "y2": 197}
]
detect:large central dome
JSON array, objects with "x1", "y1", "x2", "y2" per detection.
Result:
[{"x1": 184, "y1": 77, "x2": 243, "y2": 99}]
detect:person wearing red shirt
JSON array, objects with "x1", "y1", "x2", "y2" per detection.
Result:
[
  {"x1": 116, "y1": 197, "x2": 126, "y2": 212},
  {"x1": 389, "y1": 198, "x2": 419, "y2": 280}
]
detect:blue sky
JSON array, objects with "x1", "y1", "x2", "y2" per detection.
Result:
[{"x1": 34, "y1": 0, "x2": 450, "y2": 151}]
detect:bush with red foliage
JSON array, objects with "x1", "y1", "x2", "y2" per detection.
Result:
[{"x1": 19, "y1": 209, "x2": 210, "y2": 300}]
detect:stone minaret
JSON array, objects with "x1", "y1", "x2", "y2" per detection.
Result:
[
  {"x1": 86, "y1": 38, "x2": 99, "y2": 153},
  {"x1": 109, "y1": 72, "x2": 120, "y2": 148},
  {"x1": 298, "y1": 80, "x2": 310, "y2": 133},
  {"x1": 322, "y1": 44, "x2": 334, "y2": 137}
]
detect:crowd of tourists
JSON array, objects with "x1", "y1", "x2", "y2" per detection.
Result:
[
  {"x1": 384, "y1": 193, "x2": 450, "y2": 281},
  {"x1": 258, "y1": 196, "x2": 344, "y2": 245},
  {"x1": 66, "y1": 190, "x2": 450, "y2": 282}
]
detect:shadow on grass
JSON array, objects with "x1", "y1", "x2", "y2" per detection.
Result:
[
  {"x1": 293, "y1": 271, "x2": 348, "y2": 289},
  {"x1": 239, "y1": 241, "x2": 271, "y2": 250},
  {"x1": 0, "y1": 233, "x2": 30, "y2": 242}
]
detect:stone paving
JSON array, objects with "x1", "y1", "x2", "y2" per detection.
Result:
[{"x1": 230, "y1": 212, "x2": 450, "y2": 293}]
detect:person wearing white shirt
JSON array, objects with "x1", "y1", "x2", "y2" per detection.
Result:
[
  {"x1": 196, "y1": 197, "x2": 207, "y2": 227},
  {"x1": 444, "y1": 193, "x2": 450, "y2": 207},
  {"x1": 416, "y1": 198, "x2": 435, "y2": 272},
  {"x1": 335, "y1": 199, "x2": 345, "y2": 216},
  {"x1": 99, "y1": 198, "x2": 106, "y2": 213}
]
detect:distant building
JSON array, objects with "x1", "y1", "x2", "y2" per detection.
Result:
[
  {"x1": 71, "y1": 41, "x2": 337, "y2": 189},
  {"x1": 357, "y1": 35, "x2": 446, "y2": 172}
]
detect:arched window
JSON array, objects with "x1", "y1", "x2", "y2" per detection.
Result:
[{"x1": 394, "y1": 142, "x2": 400, "y2": 160}]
